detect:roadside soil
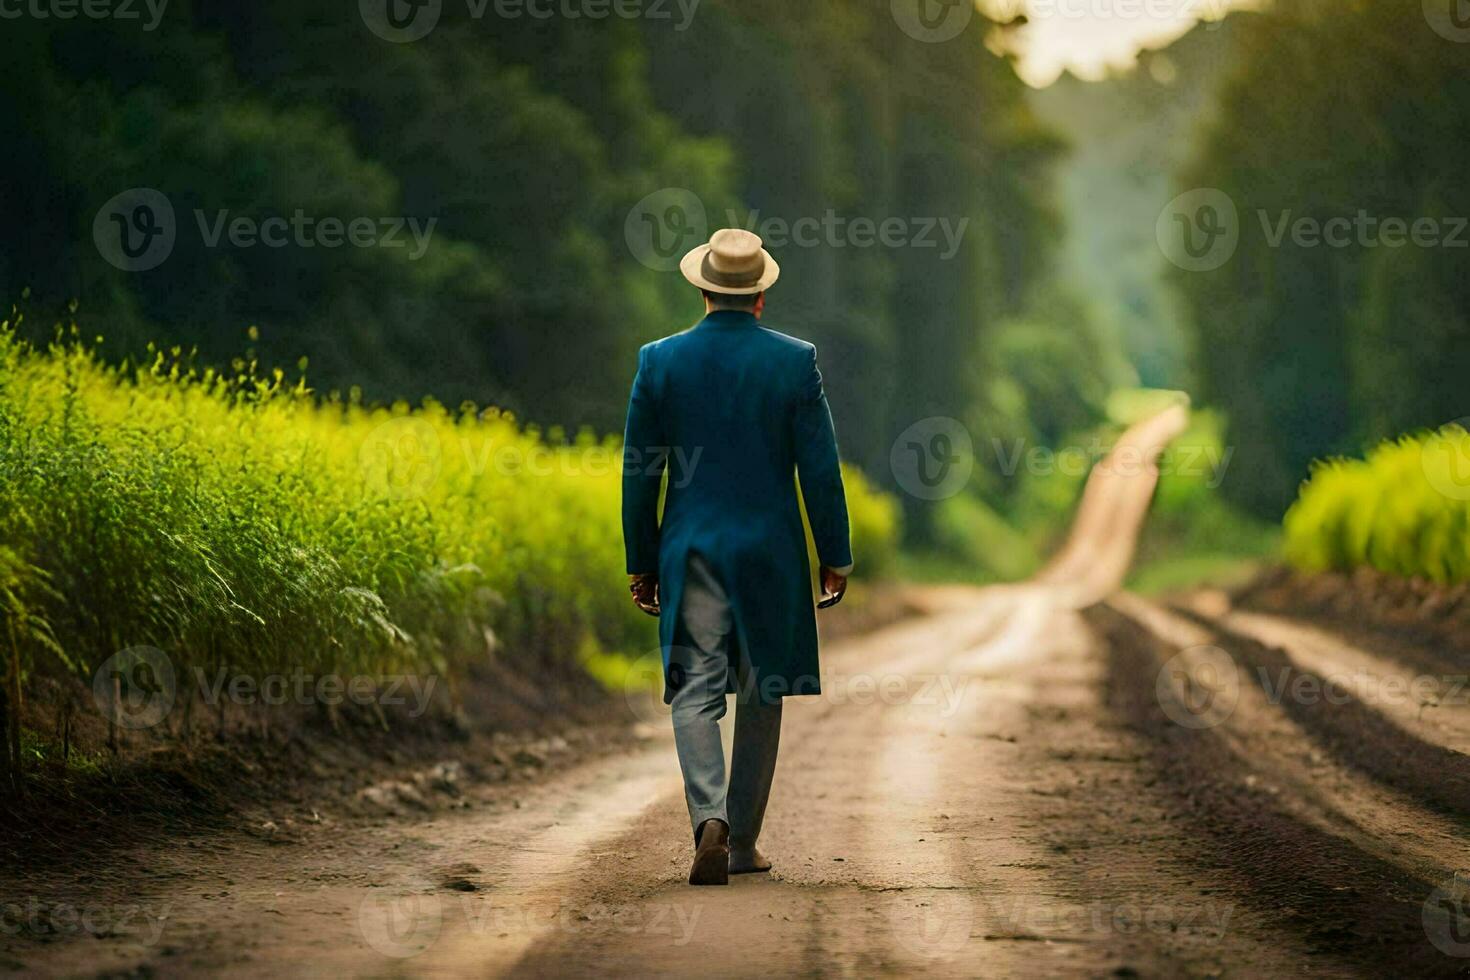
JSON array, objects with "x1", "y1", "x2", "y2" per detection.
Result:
[
  {"x1": 1236, "y1": 565, "x2": 1470, "y2": 662},
  {"x1": 0, "y1": 588, "x2": 920, "y2": 974}
]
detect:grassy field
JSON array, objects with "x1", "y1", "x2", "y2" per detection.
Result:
[
  {"x1": 910, "y1": 394, "x2": 1277, "y2": 590},
  {"x1": 1285, "y1": 425, "x2": 1470, "y2": 584},
  {"x1": 0, "y1": 312, "x2": 898, "y2": 768}
]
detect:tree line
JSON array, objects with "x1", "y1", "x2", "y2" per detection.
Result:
[
  {"x1": 1174, "y1": 1, "x2": 1470, "y2": 516},
  {"x1": 1, "y1": 0, "x2": 1105, "y2": 542}
]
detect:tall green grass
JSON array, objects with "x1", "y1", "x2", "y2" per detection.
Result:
[
  {"x1": 0, "y1": 314, "x2": 898, "y2": 719},
  {"x1": 1285, "y1": 426, "x2": 1470, "y2": 584}
]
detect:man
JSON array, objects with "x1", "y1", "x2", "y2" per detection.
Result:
[{"x1": 623, "y1": 228, "x2": 853, "y2": 886}]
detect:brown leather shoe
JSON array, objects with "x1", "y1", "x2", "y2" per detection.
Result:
[{"x1": 689, "y1": 819, "x2": 730, "y2": 886}]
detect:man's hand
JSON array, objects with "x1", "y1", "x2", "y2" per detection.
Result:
[
  {"x1": 818, "y1": 567, "x2": 848, "y2": 610},
  {"x1": 629, "y1": 573, "x2": 661, "y2": 617}
]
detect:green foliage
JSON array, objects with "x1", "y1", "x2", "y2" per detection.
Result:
[
  {"x1": 836, "y1": 466, "x2": 902, "y2": 581},
  {"x1": 0, "y1": 2, "x2": 734, "y2": 436},
  {"x1": 1105, "y1": 388, "x2": 1190, "y2": 427},
  {"x1": 913, "y1": 398, "x2": 1274, "y2": 586},
  {"x1": 642, "y1": 0, "x2": 1067, "y2": 540},
  {"x1": 978, "y1": 297, "x2": 1133, "y2": 461},
  {"x1": 18, "y1": 726, "x2": 107, "y2": 776},
  {"x1": 1135, "y1": 408, "x2": 1279, "y2": 573},
  {"x1": 0, "y1": 1, "x2": 1064, "y2": 526},
  {"x1": 1284, "y1": 426, "x2": 1470, "y2": 584},
  {"x1": 1174, "y1": 3, "x2": 1470, "y2": 516},
  {"x1": 0, "y1": 317, "x2": 898, "y2": 690},
  {"x1": 927, "y1": 493, "x2": 1042, "y2": 584},
  {"x1": 1029, "y1": 26, "x2": 1247, "y2": 390}
]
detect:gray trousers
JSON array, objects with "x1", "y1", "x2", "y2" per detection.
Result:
[{"x1": 671, "y1": 555, "x2": 783, "y2": 847}]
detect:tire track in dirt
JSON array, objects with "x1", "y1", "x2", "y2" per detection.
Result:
[
  {"x1": 880, "y1": 599, "x2": 1292, "y2": 978},
  {"x1": 1207, "y1": 607, "x2": 1470, "y2": 750},
  {"x1": 409, "y1": 602, "x2": 1021, "y2": 978},
  {"x1": 1093, "y1": 602, "x2": 1467, "y2": 977},
  {"x1": 496, "y1": 588, "x2": 1321, "y2": 978},
  {"x1": 1174, "y1": 607, "x2": 1470, "y2": 822},
  {"x1": 1113, "y1": 595, "x2": 1467, "y2": 891}
]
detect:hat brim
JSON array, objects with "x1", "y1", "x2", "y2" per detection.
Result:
[{"x1": 679, "y1": 244, "x2": 780, "y2": 295}]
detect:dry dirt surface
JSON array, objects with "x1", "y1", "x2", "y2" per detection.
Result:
[{"x1": 6, "y1": 407, "x2": 1470, "y2": 978}]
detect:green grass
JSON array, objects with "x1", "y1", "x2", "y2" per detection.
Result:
[
  {"x1": 1104, "y1": 387, "x2": 1191, "y2": 426},
  {"x1": 0, "y1": 314, "x2": 899, "y2": 712},
  {"x1": 1284, "y1": 425, "x2": 1470, "y2": 584},
  {"x1": 1126, "y1": 553, "x2": 1270, "y2": 597},
  {"x1": 911, "y1": 402, "x2": 1276, "y2": 592},
  {"x1": 17, "y1": 727, "x2": 108, "y2": 776}
]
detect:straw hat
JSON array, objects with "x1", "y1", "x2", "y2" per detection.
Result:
[{"x1": 680, "y1": 228, "x2": 780, "y2": 295}]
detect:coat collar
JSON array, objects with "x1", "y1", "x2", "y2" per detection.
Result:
[{"x1": 697, "y1": 311, "x2": 760, "y2": 330}]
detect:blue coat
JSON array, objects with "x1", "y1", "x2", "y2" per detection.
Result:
[{"x1": 622, "y1": 311, "x2": 853, "y2": 704}]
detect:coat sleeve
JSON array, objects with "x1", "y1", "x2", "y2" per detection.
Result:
[
  {"x1": 793, "y1": 346, "x2": 854, "y2": 572},
  {"x1": 622, "y1": 344, "x2": 667, "y2": 576}
]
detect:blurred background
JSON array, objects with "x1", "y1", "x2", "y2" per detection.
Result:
[
  {"x1": 0, "y1": 0, "x2": 1467, "y2": 690},
  {"x1": 7, "y1": 0, "x2": 1465, "y2": 578},
  {"x1": 3, "y1": 5, "x2": 1470, "y2": 970}
]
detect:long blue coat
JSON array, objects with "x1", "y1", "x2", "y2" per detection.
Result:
[{"x1": 622, "y1": 311, "x2": 853, "y2": 704}]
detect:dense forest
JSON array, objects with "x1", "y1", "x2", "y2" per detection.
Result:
[
  {"x1": 5, "y1": 0, "x2": 1466, "y2": 532},
  {"x1": 0, "y1": 0, "x2": 1120, "y2": 545},
  {"x1": 1029, "y1": 18, "x2": 1247, "y2": 391},
  {"x1": 1173, "y1": 0, "x2": 1470, "y2": 516}
]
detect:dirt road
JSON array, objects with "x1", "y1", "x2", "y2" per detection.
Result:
[{"x1": 10, "y1": 406, "x2": 1470, "y2": 978}]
